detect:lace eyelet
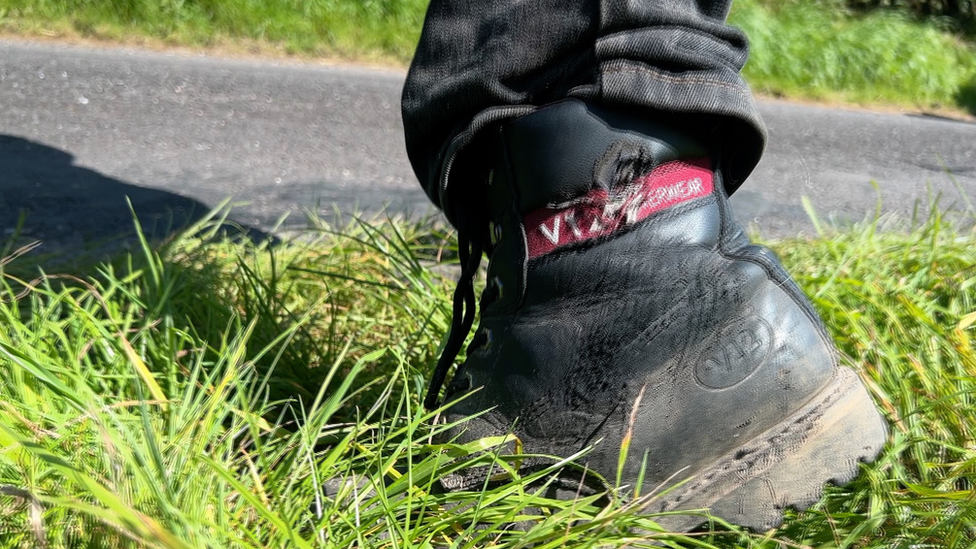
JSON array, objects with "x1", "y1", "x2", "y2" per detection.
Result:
[
  {"x1": 460, "y1": 371, "x2": 474, "y2": 391},
  {"x1": 448, "y1": 371, "x2": 473, "y2": 395},
  {"x1": 491, "y1": 276, "x2": 504, "y2": 300},
  {"x1": 477, "y1": 329, "x2": 493, "y2": 353},
  {"x1": 490, "y1": 222, "x2": 503, "y2": 245}
]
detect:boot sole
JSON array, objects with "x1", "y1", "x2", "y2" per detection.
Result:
[{"x1": 649, "y1": 366, "x2": 887, "y2": 533}]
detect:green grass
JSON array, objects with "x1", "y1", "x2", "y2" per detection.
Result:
[
  {"x1": 0, "y1": 203, "x2": 975, "y2": 548},
  {"x1": 0, "y1": 0, "x2": 429, "y2": 61},
  {"x1": 1, "y1": 0, "x2": 975, "y2": 112},
  {"x1": 731, "y1": 0, "x2": 976, "y2": 111}
]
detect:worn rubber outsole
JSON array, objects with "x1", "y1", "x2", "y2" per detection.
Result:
[
  {"x1": 322, "y1": 367, "x2": 887, "y2": 540},
  {"x1": 647, "y1": 366, "x2": 888, "y2": 533}
]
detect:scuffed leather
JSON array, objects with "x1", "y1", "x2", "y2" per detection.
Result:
[{"x1": 443, "y1": 100, "x2": 836, "y2": 494}]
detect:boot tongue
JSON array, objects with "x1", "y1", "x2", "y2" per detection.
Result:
[{"x1": 500, "y1": 99, "x2": 717, "y2": 260}]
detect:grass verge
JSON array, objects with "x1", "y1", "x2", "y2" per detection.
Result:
[
  {"x1": 1, "y1": 0, "x2": 975, "y2": 113},
  {"x1": 0, "y1": 0, "x2": 429, "y2": 63},
  {"x1": 0, "y1": 204, "x2": 975, "y2": 548},
  {"x1": 731, "y1": 0, "x2": 976, "y2": 112}
]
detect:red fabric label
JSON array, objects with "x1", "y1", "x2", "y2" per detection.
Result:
[{"x1": 524, "y1": 158, "x2": 713, "y2": 260}]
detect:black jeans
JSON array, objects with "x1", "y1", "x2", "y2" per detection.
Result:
[{"x1": 402, "y1": 0, "x2": 766, "y2": 226}]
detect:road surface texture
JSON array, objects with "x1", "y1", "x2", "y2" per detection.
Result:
[{"x1": 2, "y1": 40, "x2": 975, "y2": 259}]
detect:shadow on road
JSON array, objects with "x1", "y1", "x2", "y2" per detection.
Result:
[{"x1": 0, "y1": 134, "x2": 270, "y2": 268}]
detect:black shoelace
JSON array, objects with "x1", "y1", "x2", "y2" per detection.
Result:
[{"x1": 424, "y1": 220, "x2": 485, "y2": 410}]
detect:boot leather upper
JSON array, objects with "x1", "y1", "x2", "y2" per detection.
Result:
[{"x1": 444, "y1": 99, "x2": 836, "y2": 491}]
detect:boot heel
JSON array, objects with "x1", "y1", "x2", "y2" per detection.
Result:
[{"x1": 654, "y1": 366, "x2": 888, "y2": 532}]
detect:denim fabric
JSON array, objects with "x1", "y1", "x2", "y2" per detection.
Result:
[{"x1": 401, "y1": 0, "x2": 767, "y2": 226}]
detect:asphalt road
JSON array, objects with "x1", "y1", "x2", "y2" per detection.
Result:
[{"x1": 2, "y1": 40, "x2": 975, "y2": 258}]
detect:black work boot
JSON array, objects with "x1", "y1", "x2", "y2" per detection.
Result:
[{"x1": 427, "y1": 99, "x2": 887, "y2": 532}]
